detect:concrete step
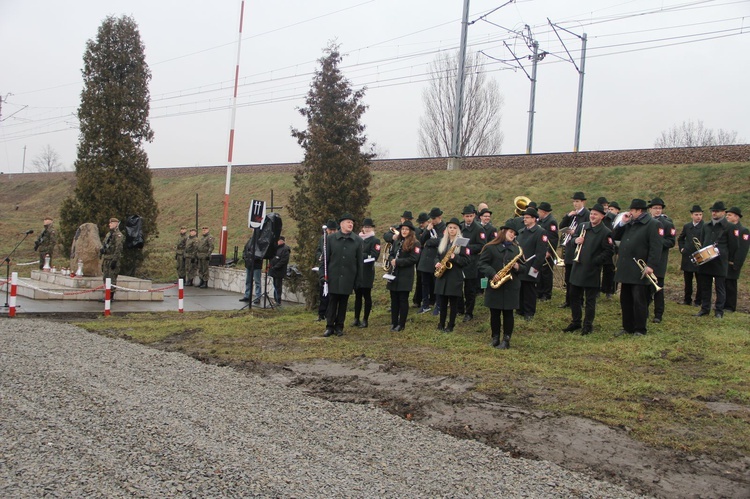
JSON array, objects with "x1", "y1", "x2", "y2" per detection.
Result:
[{"x1": 15, "y1": 272, "x2": 165, "y2": 301}]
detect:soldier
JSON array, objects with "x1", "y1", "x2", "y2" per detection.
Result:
[
  {"x1": 458, "y1": 204, "x2": 487, "y2": 322},
  {"x1": 34, "y1": 216, "x2": 58, "y2": 269},
  {"x1": 563, "y1": 204, "x2": 615, "y2": 335},
  {"x1": 434, "y1": 218, "x2": 470, "y2": 332},
  {"x1": 417, "y1": 207, "x2": 445, "y2": 314},
  {"x1": 353, "y1": 218, "x2": 381, "y2": 328},
  {"x1": 320, "y1": 213, "x2": 363, "y2": 337},
  {"x1": 100, "y1": 218, "x2": 124, "y2": 298},
  {"x1": 515, "y1": 207, "x2": 548, "y2": 321},
  {"x1": 724, "y1": 207, "x2": 749, "y2": 313},
  {"x1": 696, "y1": 201, "x2": 738, "y2": 319},
  {"x1": 175, "y1": 226, "x2": 188, "y2": 284},
  {"x1": 536, "y1": 202, "x2": 559, "y2": 301},
  {"x1": 184, "y1": 228, "x2": 199, "y2": 286},
  {"x1": 612, "y1": 199, "x2": 663, "y2": 337},
  {"x1": 196, "y1": 226, "x2": 215, "y2": 288},
  {"x1": 677, "y1": 205, "x2": 704, "y2": 306},
  {"x1": 647, "y1": 198, "x2": 675, "y2": 324},
  {"x1": 559, "y1": 192, "x2": 590, "y2": 308}
]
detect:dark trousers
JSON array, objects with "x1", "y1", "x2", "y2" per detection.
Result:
[
  {"x1": 490, "y1": 308, "x2": 514, "y2": 339},
  {"x1": 601, "y1": 264, "x2": 616, "y2": 295},
  {"x1": 438, "y1": 295, "x2": 459, "y2": 328},
  {"x1": 462, "y1": 277, "x2": 479, "y2": 316},
  {"x1": 619, "y1": 283, "x2": 649, "y2": 334},
  {"x1": 646, "y1": 276, "x2": 666, "y2": 319},
  {"x1": 519, "y1": 280, "x2": 538, "y2": 317},
  {"x1": 325, "y1": 293, "x2": 349, "y2": 330},
  {"x1": 413, "y1": 271, "x2": 423, "y2": 306},
  {"x1": 538, "y1": 264, "x2": 554, "y2": 299},
  {"x1": 683, "y1": 271, "x2": 702, "y2": 305},
  {"x1": 354, "y1": 287, "x2": 373, "y2": 321},
  {"x1": 390, "y1": 290, "x2": 410, "y2": 328},
  {"x1": 318, "y1": 284, "x2": 330, "y2": 319},
  {"x1": 725, "y1": 279, "x2": 738, "y2": 312},
  {"x1": 563, "y1": 264, "x2": 573, "y2": 304},
  {"x1": 420, "y1": 271, "x2": 436, "y2": 308},
  {"x1": 699, "y1": 274, "x2": 726, "y2": 313},
  {"x1": 570, "y1": 284, "x2": 598, "y2": 327},
  {"x1": 272, "y1": 275, "x2": 283, "y2": 304}
]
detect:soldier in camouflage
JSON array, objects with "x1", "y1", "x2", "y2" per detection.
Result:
[
  {"x1": 196, "y1": 226, "x2": 215, "y2": 288},
  {"x1": 184, "y1": 228, "x2": 199, "y2": 286},
  {"x1": 175, "y1": 226, "x2": 188, "y2": 284},
  {"x1": 101, "y1": 218, "x2": 124, "y2": 297},
  {"x1": 34, "y1": 217, "x2": 58, "y2": 269}
]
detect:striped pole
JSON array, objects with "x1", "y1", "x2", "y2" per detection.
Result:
[
  {"x1": 178, "y1": 278, "x2": 184, "y2": 313},
  {"x1": 104, "y1": 278, "x2": 111, "y2": 316},
  {"x1": 9, "y1": 272, "x2": 18, "y2": 318},
  {"x1": 219, "y1": 0, "x2": 246, "y2": 259}
]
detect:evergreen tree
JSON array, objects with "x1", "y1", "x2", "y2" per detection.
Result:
[
  {"x1": 288, "y1": 43, "x2": 373, "y2": 306},
  {"x1": 59, "y1": 15, "x2": 158, "y2": 277}
]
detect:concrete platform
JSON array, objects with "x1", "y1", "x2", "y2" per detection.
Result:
[{"x1": 16, "y1": 271, "x2": 163, "y2": 301}]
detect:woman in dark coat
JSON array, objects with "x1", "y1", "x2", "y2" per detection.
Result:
[
  {"x1": 478, "y1": 226, "x2": 525, "y2": 349},
  {"x1": 386, "y1": 220, "x2": 421, "y2": 332},
  {"x1": 353, "y1": 218, "x2": 381, "y2": 328},
  {"x1": 434, "y1": 218, "x2": 470, "y2": 332}
]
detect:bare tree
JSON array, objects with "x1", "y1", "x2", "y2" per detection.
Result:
[
  {"x1": 31, "y1": 145, "x2": 64, "y2": 172},
  {"x1": 654, "y1": 119, "x2": 740, "y2": 148},
  {"x1": 418, "y1": 51, "x2": 504, "y2": 157}
]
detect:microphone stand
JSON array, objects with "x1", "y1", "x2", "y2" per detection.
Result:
[{"x1": 2, "y1": 232, "x2": 32, "y2": 309}]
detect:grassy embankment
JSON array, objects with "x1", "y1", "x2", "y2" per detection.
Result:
[{"x1": 1, "y1": 162, "x2": 749, "y2": 459}]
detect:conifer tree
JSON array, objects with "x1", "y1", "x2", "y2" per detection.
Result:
[
  {"x1": 288, "y1": 43, "x2": 373, "y2": 306},
  {"x1": 60, "y1": 15, "x2": 158, "y2": 276}
]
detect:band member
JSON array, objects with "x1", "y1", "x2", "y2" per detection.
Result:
[
  {"x1": 516, "y1": 207, "x2": 548, "y2": 320},
  {"x1": 386, "y1": 220, "x2": 421, "y2": 332},
  {"x1": 417, "y1": 207, "x2": 446, "y2": 314},
  {"x1": 383, "y1": 210, "x2": 413, "y2": 245},
  {"x1": 601, "y1": 201, "x2": 620, "y2": 297},
  {"x1": 559, "y1": 192, "x2": 590, "y2": 308},
  {"x1": 315, "y1": 220, "x2": 338, "y2": 321},
  {"x1": 478, "y1": 208, "x2": 498, "y2": 241},
  {"x1": 647, "y1": 198, "x2": 675, "y2": 323},
  {"x1": 677, "y1": 205, "x2": 704, "y2": 306},
  {"x1": 412, "y1": 212, "x2": 430, "y2": 308},
  {"x1": 320, "y1": 214, "x2": 363, "y2": 337},
  {"x1": 353, "y1": 218, "x2": 381, "y2": 328},
  {"x1": 434, "y1": 218, "x2": 470, "y2": 332},
  {"x1": 536, "y1": 202, "x2": 559, "y2": 301},
  {"x1": 724, "y1": 207, "x2": 748, "y2": 313},
  {"x1": 34, "y1": 216, "x2": 58, "y2": 270},
  {"x1": 563, "y1": 204, "x2": 614, "y2": 335},
  {"x1": 597, "y1": 196, "x2": 609, "y2": 211},
  {"x1": 478, "y1": 225, "x2": 525, "y2": 349},
  {"x1": 613, "y1": 199, "x2": 662, "y2": 337},
  {"x1": 458, "y1": 204, "x2": 487, "y2": 321},
  {"x1": 696, "y1": 201, "x2": 738, "y2": 319}
]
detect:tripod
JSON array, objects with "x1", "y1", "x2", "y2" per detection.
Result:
[
  {"x1": 258, "y1": 262, "x2": 277, "y2": 310},
  {"x1": 2, "y1": 232, "x2": 33, "y2": 309}
]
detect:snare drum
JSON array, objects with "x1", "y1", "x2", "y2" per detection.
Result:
[{"x1": 690, "y1": 244, "x2": 720, "y2": 265}]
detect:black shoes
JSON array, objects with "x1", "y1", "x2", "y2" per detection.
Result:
[
  {"x1": 652, "y1": 317, "x2": 662, "y2": 324},
  {"x1": 462, "y1": 314, "x2": 473, "y2": 322},
  {"x1": 562, "y1": 323, "x2": 581, "y2": 332},
  {"x1": 352, "y1": 318, "x2": 361, "y2": 327},
  {"x1": 581, "y1": 325, "x2": 593, "y2": 336},
  {"x1": 335, "y1": 328, "x2": 344, "y2": 337},
  {"x1": 491, "y1": 335, "x2": 500, "y2": 347},
  {"x1": 715, "y1": 311, "x2": 724, "y2": 319},
  {"x1": 323, "y1": 328, "x2": 335, "y2": 337},
  {"x1": 314, "y1": 315, "x2": 325, "y2": 322},
  {"x1": 558, "y1": 302, "x2": 570, "y2": 309},
  {"x1": 695, "y1": 309, "x2": 710, "y2": 317},
  {"x1": 443, "y1": 325, "x2": 454, "y2": 333},
  {"x1": 239, "y1": 297, "x2": 250, "y2": 302},
  {"x1": 358, "y1": 320, "x2": 368, "y2": 328},
  {"x1": 390, "y1": 325, "x2": 403, "y2": 332},
  {"x1": 418, "y1": 307, "x2": 431, "y2": 314},
  {"x1": 198, "y1": 280, "x2": 208, "y2": 288},
  {"x1": 613, "y1": 329, "x2": 630, "y2": 337},
  {"x1": 523, "y1": 315, "x2": 534, "y2": 322},
  {"x1": 497, "y1": 335, "x2": 510, "y2": 349}
]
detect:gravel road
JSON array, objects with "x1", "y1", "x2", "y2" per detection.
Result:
[{"x1": 0, "y1": 319, "x2": 643, "y2": 498}]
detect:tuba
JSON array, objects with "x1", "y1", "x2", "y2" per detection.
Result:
[{"x1": 513, "y1": 196, "x2": 531, "y2": 217}]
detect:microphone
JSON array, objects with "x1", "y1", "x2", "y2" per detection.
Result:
[{"x1": 26, "y1": 229, "x2": 34, "y2": 235}]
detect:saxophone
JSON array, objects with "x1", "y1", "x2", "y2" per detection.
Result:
[
  {"x1": 434, "y1": 243, "x2": 458, "y2": 278},
  {"x1": 489, "y1": 245, "x2": 524, "y2": 289}
]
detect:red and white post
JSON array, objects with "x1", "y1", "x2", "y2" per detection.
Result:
[
  {"x1": 9, "y1": 272, "x2": 18, "y2": 317},
  {"x1": 104, "y1": 278, "x2": 111, "y2": 316},
  {"x1": 178, "y1": 278, "x2": 184, "y2": 313}
]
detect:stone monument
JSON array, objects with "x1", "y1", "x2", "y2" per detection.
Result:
[{"x1": 70, "y1": 223, "x2": 103, "y2": 277}]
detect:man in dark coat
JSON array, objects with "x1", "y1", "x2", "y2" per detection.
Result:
[
  {"x1": 613, "y1": 199, "x2": 663, "y2": 337},
  {"x1": 320, "y1": 214, "x2": 363, "y2": 336},
  {"x1": 458, "y1": 204, "x2": 487, "y2": 322},
  {"x1": 601, "y1": 201, "x2": 621, "y2": 298},
  {"x1": 516, "y1": 207, "x2": 548, "y2": 320},
  {"x1": 417, "y1": 207, "x2": 446, "y2": 314},
  {"x1": 696, "y1": 201, "x2": 739, "y2": 319},
  {"x1": 559, "y1": 191, "x2": 590, "y2": 308},
  {"x1": 724, "y1": 207, "x2": 748, "y2": 313},
  {"x1": 536, "y1": 201, "x2": 559, "y2": 301},
  {"x1": 647, "y1": 198, "x2": 676, "y2": 323},
  {"x1": 563, "y1": 204, "x2": 615, "y2": 335},
  {"x1": 677, "y1": 205, "x2": 704, "y2": 306},
  {"x1": 353, "y1": 218, "x2": 381, "y2": 327},
  {"x1": 314, "y1": 221, "x2": 338, "y2": 321},
  {"x1": 268, "y1": 236, "x2": 290, "y2": 307},
  {"x1": 412, "y1": 212, "x2": 430, "y2": 308}
]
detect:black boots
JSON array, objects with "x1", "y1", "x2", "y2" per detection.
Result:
[
  {"x1": 491, "y1": 333, "x2": 500, "y2": 347},
  {"x1": 199, "y1": 279, "x2": 208, "y2": 288},
  {"x1": 497, "y1": 335, "x2": 511, "y2": 349}
]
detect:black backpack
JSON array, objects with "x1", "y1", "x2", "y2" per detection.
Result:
[{"x1": 124, "y1": 215, "x2": 144, "y2": 249}]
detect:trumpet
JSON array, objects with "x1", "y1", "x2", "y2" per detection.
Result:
[
  {"x1": 573, "y1": 229, "x2": 586, "y2": 263},
  {"x1": 561, "y1": 219, "x2": 578, "y2": 246},
  {"x1": 490, "y1": 245, "x2": 524, "y2": 289},
  {"x1": 612, "y1": 212, "x2": 627, "y2": 227},
  {"x1": 633, "y1": 258, "x2": 662, "y2": 292}
]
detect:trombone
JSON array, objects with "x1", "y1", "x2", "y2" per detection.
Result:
[
  {"x1": 545, "y1": 240, "x2": 564, "y2": 268},
  {"x1": 633, "y1": 258, "x2": 662, "y2": 292}
]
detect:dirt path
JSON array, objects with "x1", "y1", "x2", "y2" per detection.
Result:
[{"x1": 208, "y1": 356, "x2": 749, "y2": 499}]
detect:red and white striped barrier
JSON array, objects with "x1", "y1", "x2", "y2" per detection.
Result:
[
  {"x1": 9, "y1": 272, "x2": 18, "y2": 317},
  {"x1": 104, "y1": 278, "x2": 112, "y2": 316},
  {"x1": 178, "y1": 279, "x2": 184, "y2": 313}
]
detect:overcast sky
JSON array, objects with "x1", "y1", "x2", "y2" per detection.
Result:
[{"x1": 1, "y1": 0, "x2": 748, "y2": 172}]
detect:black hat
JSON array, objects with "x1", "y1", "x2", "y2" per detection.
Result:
[
  {"x1": 690, "y1": 205, "x2": 703, "y2": 213},
  {"x1": 727, "y1": 206, "x2": 743, "y2": 218},
  {"x1": 528, "y1": 201, "x2": 537, "y2": 209},
  {"x1": 538, "y1": 201, "x2": 552, "y2": 212},
  {"x1": 609, "y1": 201, "x2": 621, "y2": 210},
  {"x1": 428, "y1": 207, "x2": 443, "y2": 218},
  {"x1": 629, "y1": 199, "x2": 648, "y2": 210},
  {"x1": 499, "y1": 222, "x2": 518, "y2": 233},
  {"x1": 446, "y1": 217, "x2": 461, "y2": 227},
  {"x1": 398, "y1": 220, "x2": 416, "y2": 231},
  {"x1": 279, "y1": 235, "x2": 285, "y2": 241},
  {"x1": 597, "y1": 196, "x2": 608, "y2": 205},
  {"x1": 401, "y1": 210, "x2": 413, "y2": 219},
  {"x1": 417, "y1": 212, "x2": 430, "y2": 223},
  {"x1": 478, "y1": 208, "x2": 492, "y2": 216},
  {"x1": 325, "y1": 219, "x2": 338, "y2": 230},
  {"x1": 572, "y1": 191, "x2": 586, "y2": 200},
  {"x1": 461, "y1": 204, "x2": 476, "y2": 215},
  {"x1": 709, "y1": 201, "x2": 727, "y2": 212},
  {"x1": 591, "y1": 203, "x2": 607, "y2": 215},
  {"x1": 523, "y1": 207, "x2": 539, "y2": 218},
  {"x1": 648, "y1": 197, "x2": 666, "y2": 208},
  {"x1": 339, "y1": 213, "x2": 355, "y2": 223},
  {"x1": 362, "y1": 218, "x2": 375, "y2": 227}
]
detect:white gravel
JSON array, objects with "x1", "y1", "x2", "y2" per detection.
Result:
[{"x1": 0, "y1": 319, "x2": 644, "y2": 498}]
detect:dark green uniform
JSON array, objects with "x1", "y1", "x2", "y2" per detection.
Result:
[
  {"x1": 35, "y1": 222, "x2": 57, "y2": 270},
  {"x1": 184, "y1": 233, "x2": 199, "y2": 285},
  {"x1": 101, "y1": 228, "x2": 124, "y2": 286},
  {"x1": 196, "y1": 231, "x2": 215, "y2": 284},
  {"x1": 175, "y1": 231, "x2": 188, "y2": 280}
]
